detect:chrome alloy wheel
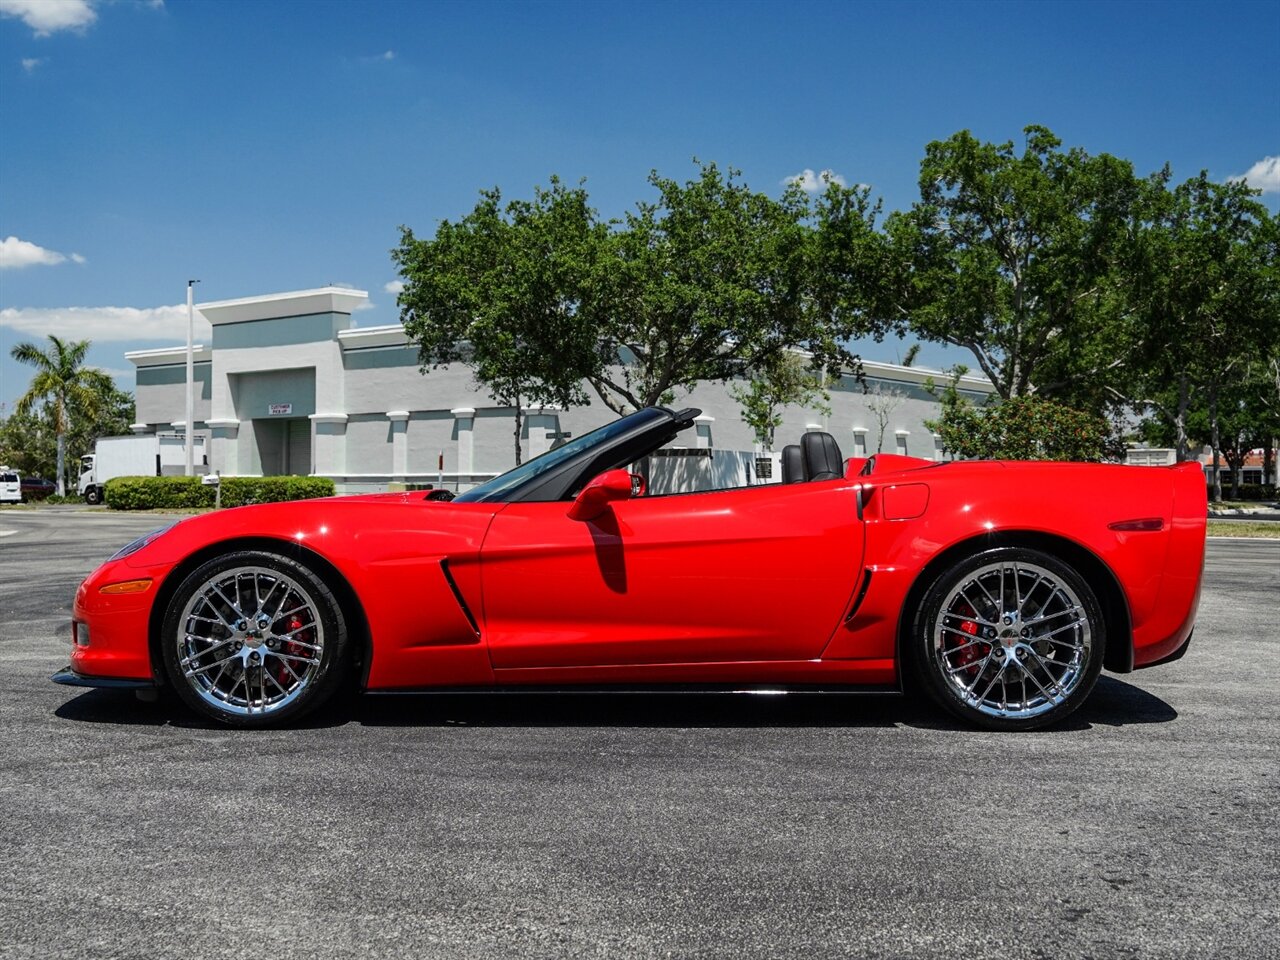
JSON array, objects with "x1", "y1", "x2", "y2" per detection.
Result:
[
  {"x1": 931, "y1": 560, "x2": 1092, "y2": 721},
  {"x1": 175, "y1": 565, "x2": 325, "y2": 718}
]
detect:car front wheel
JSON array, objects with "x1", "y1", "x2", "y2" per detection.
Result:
[
  {"x1": 911, "y1": 547, "x2": 1105, "y2": 731},
  {"x1": 160, "y1": 550, "x2": 349, "y2": 727}
]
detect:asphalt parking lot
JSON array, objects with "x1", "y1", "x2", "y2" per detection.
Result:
[{"x1": 1, "y1": 511, "x2": 1277, "y2": 959}]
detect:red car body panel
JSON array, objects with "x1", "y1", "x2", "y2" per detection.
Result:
[{"x1": 67, "y1": 458, "x2": 1206, "y2": 691}]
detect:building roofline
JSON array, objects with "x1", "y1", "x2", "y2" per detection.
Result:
[
  {"x1": 125, "y1": 345, "x2": 212, "y2": 367},
  {"x1": 196, "y1": 286, "x2": 369, "y2": 325}
]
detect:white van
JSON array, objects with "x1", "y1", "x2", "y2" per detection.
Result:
[{"x1": 0, "y1": 467, "x2": 21, "y2": 504}]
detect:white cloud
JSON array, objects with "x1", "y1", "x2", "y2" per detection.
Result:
[
  {"x1": 0, "y1": 0, "x2": 97, "y2": 37},
  {"x1": 785, "y1": 168, "x2": 848, "y2": 193},
  {"x1": 0, "y1": 235, "x2": 84, "y2": 269},
  {"x1": 0, "y1": 304, "x2": 211, "y2": 342},
  {"x1": 1230, "y1": 155, "x2": 1280, "y2": 194},
  {"x1": 384, "y1": 280, "x2": 405, "y2": 294},
  {"x1": 381, "y1": 50, "x2": 394, "y2": 61},
  {"x1": 20, "y1": 56, "x2": 44, "y2": 72}
]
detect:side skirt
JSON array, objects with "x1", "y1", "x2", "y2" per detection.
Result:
[{"x1": 366, "y1": 683, "x2": 902, "y2": 696}]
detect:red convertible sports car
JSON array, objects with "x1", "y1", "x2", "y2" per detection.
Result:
[{"x1": 54, "y1": 406, "x2": 1206, "y2": 730}]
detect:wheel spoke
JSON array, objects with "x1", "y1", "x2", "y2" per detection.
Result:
[
  {"x1": 941, "y1": 635, "x2": 986, "y2": 656},
  {"x1": 264, "y1": 669, "x2": 290, "y2": 698},
  {"x1": 180, "y1": 637, "x2": 235, "y2": 668},
  {"x1": 185, "y1": 656, "x2": 236, "y2": 678},
  {"x1": 273, "y1": 656, "x2": 303, "y2": 684},
  {"x1": 1023, "y1": 605, "x2": 1081, "y2": 626},
  {"x1": 973, "y1": 660, "x2": 1006, "y2": 705},
  {"x1": 271, "y1": 650, "x2": 321, "y2": 666}
]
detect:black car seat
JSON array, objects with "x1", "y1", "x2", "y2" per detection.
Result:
[
  {"x1": 781, "y1": 444, "x2": 807, "y2": 483},
  {"x1": 801, "y1": 431, "x2": 845, "y2": 481}
]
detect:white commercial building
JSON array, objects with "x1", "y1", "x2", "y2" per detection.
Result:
[{"x1": 127, "y1": 286, "x2": 996, "y2": 493}]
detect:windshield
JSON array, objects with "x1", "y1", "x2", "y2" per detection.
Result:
[{"x1": 453, "y1": 407, "x2": 670, "y2": 503}]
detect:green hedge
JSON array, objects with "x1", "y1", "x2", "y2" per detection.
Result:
[
  {"x1": 105, "y1": 475, "x2": 336, "y2": 510},
  {"x1": 1218, "y1": 483, "x2": 1277, "y2": 501}
]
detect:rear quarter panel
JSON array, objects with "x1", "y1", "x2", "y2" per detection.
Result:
[{"x1": 823, "y1": 461, "x2": 1204, "y2": 670}]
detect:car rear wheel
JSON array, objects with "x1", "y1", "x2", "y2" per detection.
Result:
[
  {"x1": 160, "y1": 550, "x2": 349, "y2": 727},
  {"x1": 911, "y1": 547, "x2": 1105, "y2": 731}
]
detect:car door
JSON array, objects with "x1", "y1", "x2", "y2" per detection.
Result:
[{"x1": 479, "y1": 481, "x2": 865, "y2": 669}]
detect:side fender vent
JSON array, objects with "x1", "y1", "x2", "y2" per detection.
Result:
[{"x1": 844, "y1": 569, "x2": 873, "y2": 624}]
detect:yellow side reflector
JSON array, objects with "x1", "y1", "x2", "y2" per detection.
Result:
[{"x1": 99, "y1": 579, "x2": 153, "y2": 595}]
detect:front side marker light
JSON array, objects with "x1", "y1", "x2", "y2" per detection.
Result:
[{"x1": 99, "y1": 579, "x2": 153, "y2": 595}]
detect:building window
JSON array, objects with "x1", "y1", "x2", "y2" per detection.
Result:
[
  {"x1": 933, "y1": 433, "x2": 945, "y2": 461},
  {"x1": 852, "y1": 428, "x2": 867, "y2": 457},
  {"x1": 895, "y1": 430, "x2": 909, "y2": 456}
]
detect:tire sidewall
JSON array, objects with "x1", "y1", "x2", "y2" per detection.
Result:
[
  {"x1": 160, "y1": 550, "x2": 348, "y2": 727},
  {"x1": 911, "y1": 546, "x2": 1106, "y2": 731}
]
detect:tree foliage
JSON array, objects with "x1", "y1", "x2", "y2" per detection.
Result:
[
  {"x1": 394, "y1": 177, "x2": 603, "y2": 464},
  {"x1": 730, "y1": 352, "x2": 830, "y2": 451},
  {"x1": 0, "y1": 379, "x2": 134, "y2": 491},
  {"x1": 886, "y1": 126, "x2": 1142, "y2": 401},
  {"x1": 928, "y1": 393, "x2": 1112, "y2": 462},
  {"x1": 1124, "y1": 174, "x2": 1278, "y2": 496},
  {"x1": 7, "y1": 336, "x2": 128, "y2": 494},
  {"x1": 394, "y1": 163, "x2": 892, "y2": 426}
]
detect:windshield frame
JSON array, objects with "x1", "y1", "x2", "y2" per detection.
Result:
[{"x1": 453, "y1": 406, "x2": 699, "y2": 504}]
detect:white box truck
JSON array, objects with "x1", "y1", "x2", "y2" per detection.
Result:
[{"x1": 78, "y1": 434, "x2": 207, "y2": 504}]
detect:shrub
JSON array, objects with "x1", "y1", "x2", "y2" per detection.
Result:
[
  {"x1": 105, "y1": 475, "x2": 335, "y2": 510},
  {"x1": 1220, "y1": 483, "x2": 1277, "y2": 502},
  {"x1": 927, "y1": 395, "x2": 1113, "y2": 462}
]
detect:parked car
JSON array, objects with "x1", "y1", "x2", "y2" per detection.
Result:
[
  {"x1": 20, "y1": 475, "x2": 56, "y2": 501},
  {"x1": 54, "y1": 406, "x2": 1207, "y2": 731}
]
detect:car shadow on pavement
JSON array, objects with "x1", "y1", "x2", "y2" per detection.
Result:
[{"x1": 54, "y1": 674, "x2": 1175, "y2": 731}]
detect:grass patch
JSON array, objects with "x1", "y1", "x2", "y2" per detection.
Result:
[{"x1": 1206, "y1": 520, "x2": 1280, "y2": 539}]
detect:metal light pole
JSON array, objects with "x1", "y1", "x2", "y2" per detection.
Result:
[{"x1": 185, "y1": 280, "x2": 199, "y2": 476}]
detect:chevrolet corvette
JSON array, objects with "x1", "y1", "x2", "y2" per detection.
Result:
[{"x1": 54, "y1": 405, "x2": 1206, "y2": 730}]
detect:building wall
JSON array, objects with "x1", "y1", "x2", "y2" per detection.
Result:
[{"x1": 134, "y1": 361, "x2": 212, "y2": 427}]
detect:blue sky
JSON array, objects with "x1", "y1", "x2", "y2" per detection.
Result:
[{"x1": 2, "y1": 0, "x2": 1278, "y2": 414}]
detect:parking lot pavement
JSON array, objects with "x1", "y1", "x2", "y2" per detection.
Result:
[{"x1": 2, "y1": 512, "x2": 1277, "y2": 959}]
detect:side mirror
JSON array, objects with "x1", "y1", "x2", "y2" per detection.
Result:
[{"x1": 567, "y1": 468, "x2": 644, "y2": 522}]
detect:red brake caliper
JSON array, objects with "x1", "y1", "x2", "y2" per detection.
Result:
[
  {"x1": 953, "y1": 605, "x2": 981, "y2": 675},
  {"x1": 277, "y1": 615, "x2": 310, "y2": 687}
]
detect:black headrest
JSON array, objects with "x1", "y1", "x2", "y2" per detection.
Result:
[
  {"x1": 781, "y1": 444, "x2": 806, "y2": 484},
  {"x1": 801, "y1": 431, "x2": 844, "y2": 481}
]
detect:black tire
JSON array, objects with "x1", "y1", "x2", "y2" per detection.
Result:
[
  {"x1": 85, "y1": 487, "x2": 101, "y2": 505},
  {"x1": 910, "y1": 547, "x2": 1106, "y2": 731},
  {"x1": 159, "y1": 550, "x2": 350, "y2": 727}
]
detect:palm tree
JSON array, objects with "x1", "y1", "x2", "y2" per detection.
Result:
[{"x1": 10, "y1": 335, "x2": 112, "y2": 496}]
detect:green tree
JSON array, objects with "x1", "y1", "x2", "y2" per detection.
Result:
[
  {"x1": 9, "y1": 336, "x2": 115, "y2": 495},
  {"x1": 591, "y1": 163, "x2": 865, "y2": 414},
  {"x1": 0, "y1": 381, "x2": 134, "y2": 491},
  {"x1": 394, "y1": 177, "x2": 603, "y2": 464},
  {"x1": 395, "y1": 164, "x2": 892, "y2": 448},
  {"x1": 730, "y1": 351, "x2": 830, "y2": 451},
  {"x1": 1123, "y1": 175, "x2": 1277, "y2": 497},
  {"x1": 886, "y1": 125, "x2": 1143, "y2": 402}
]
